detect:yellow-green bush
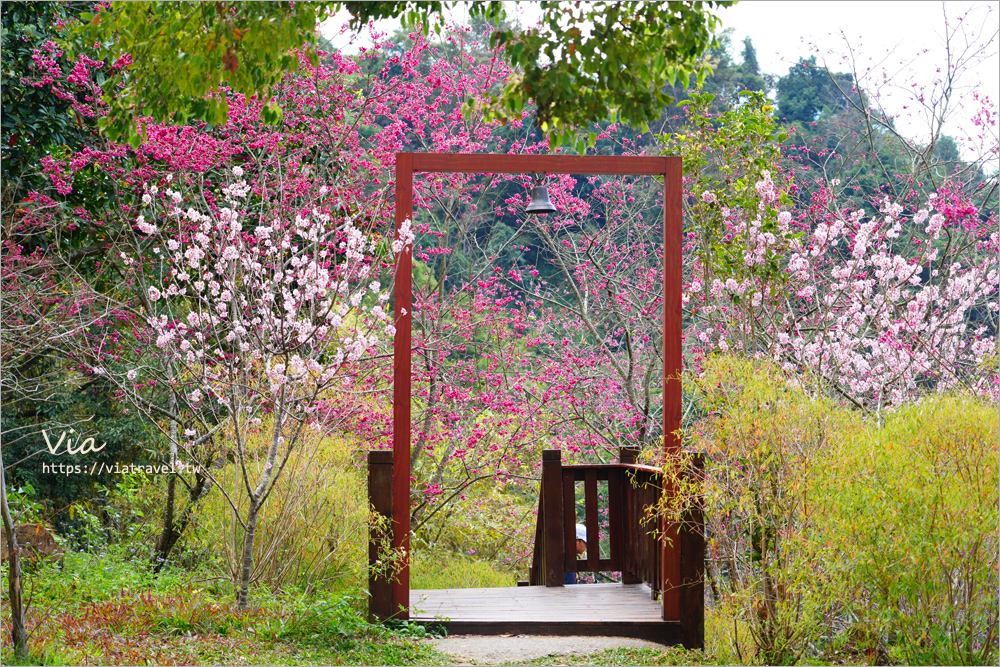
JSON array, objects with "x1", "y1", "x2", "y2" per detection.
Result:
[
  {"x1": 812, "y1": 396, "x2": 999, "y2": 665},
  {"x1": 188, "y1": 427, "x2": 369, "y2": 596},
  {"x1": 690, "y1": 356, "x2": 849, "y2": 665},
  {"x1": 410, "y1": 548, "x2": 518, "y2": 590},
  {"x1": 689, "y1": 356, "x2": 999, "y2": 665}
]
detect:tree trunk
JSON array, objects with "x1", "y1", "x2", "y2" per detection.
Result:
[
  {"x1": 236, "y1": 500, "x2": 259, "y2": 609},
  {"x1": 0, "y1": 463, "x2": 28, "y2": 659},
  {"x1": 152, "y1": 389, "x2": 179, "y2": 571}
]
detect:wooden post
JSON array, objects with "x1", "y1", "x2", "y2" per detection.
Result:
[
  {"x1": 619, "y1": 447, "x2": 640, "y2": 465},
  {"x1": 662, "y1": 156, "x2": 683, "y2": 622},
  {"x1": 541, "y1": 450, "x2": 565, "y2": 587},
  {"x1": 368, "y1": 451, "x2": 395, "y2": 621},
  {"x1": 618, "y1": 447, "x2": 641, "y2": 584},
  {"x1": 393, "y1": 153, "x2": 413, "y2": 620},
  {"x1": 680, "y1": 455, "x2": 706, "y2": 649}
]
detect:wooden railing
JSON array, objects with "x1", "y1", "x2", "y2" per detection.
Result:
[
  {"x1": 528, "y1": 447, "x2": 671, "y2": 588},
  {"x1": 527, "y1": 447, "x2": 705, "y2": 647},
  {"x1": 369, "y1": 446, "x2": 705, "y2": 648}
]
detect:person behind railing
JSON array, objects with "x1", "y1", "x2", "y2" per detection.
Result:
[{"x1": 564, "y1": 523, "x2": 588, "y2": 584}]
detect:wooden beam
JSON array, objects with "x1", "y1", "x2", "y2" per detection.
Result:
[{"x1": 407, "y1": 153, "x2": 668, "y2": 175}]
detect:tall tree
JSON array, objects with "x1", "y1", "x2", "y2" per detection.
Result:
[{"x1": 775, "y1": 55, "x2": 858, "y2": 123}]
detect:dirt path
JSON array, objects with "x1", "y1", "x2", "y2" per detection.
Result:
[{"x1": 424, "y1": 634, "x2": 666, "y2": 665}]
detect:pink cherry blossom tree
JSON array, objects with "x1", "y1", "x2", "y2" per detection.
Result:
[{"x1": 101, "y1": 165, "x2": 409, "y2": 607}]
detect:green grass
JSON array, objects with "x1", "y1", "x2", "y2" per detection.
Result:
[
  {"x1": 1, "y1": 551, "x2": 451, "y2": 666},
  {"x1": 411, "y1": 549, "x2": 519, "y2": 589}
]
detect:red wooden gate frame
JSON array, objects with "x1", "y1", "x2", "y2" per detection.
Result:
[{"x1": 392, "y1": 153, "x2": 683, "y2": 620}]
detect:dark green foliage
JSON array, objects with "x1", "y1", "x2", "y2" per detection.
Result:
[
  {"x1": 775, "y1": 56, "x2": 854, "y2": 123},
  {"x1": 1, "y1": 375, "x2": 157, "y2": 537},
  {"x1": 0, "y1": 1, "x2": 95, "y2": 205},
  {"x1": 486, "y1": 1, "x2": 735, "y2": 151},
  {"x1": 69, "y1": 1, "x2": 337, "y2": 142},
  {"x1": 649, "y1": 31, "x2": 771, "y2": 140}
]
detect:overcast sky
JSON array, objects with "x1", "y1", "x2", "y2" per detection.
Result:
[{"x1": 323, "y1": 1, "x2": 999, "y2": 162}]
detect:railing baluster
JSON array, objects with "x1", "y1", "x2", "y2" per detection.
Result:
[
  {"x1": 528, "y1": 491, "x2": 545, "y2": 586},
  {"x1": 608, "y1": 467, "x2": 623, "y2": 572},
  {"x1": 584, "y1": 469, "x2": 600, "y2": 572},
  {"x1": 562, "y1": 468, "x2": 577, "y2": 575}
]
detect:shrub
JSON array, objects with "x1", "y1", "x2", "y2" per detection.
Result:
[
  {"x1": 688, "y1": 356, "x2": 999, "y2": 665},
  {"x1": 410, "y1": 548, "x2": 519, "y2": 590},
  {"x1": 813, "y1": 396, "x2": 999, "y2": 665},
  {"x1": 689, "y1": 356, "x2": 846, "y2": 664},
  {"x1": 189, "y1": 427, "x2": 369, "y2": 596}
]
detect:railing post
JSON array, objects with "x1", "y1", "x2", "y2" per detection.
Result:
[
  {"x1": 368, "y1": 451, "x2": 396, "y2": 621},
  {"x1": 619, "y1": 446, "x2": 639, "y2": 465},
  {"x1": 541, "y1": 450, "x2": 565, "y2": 587},
  {"x1": 680, "y1": 454, "x2": 706, "y2": 650},
  {"x1": 618, "y1": 447, "x2": 642, "y2": 584}
]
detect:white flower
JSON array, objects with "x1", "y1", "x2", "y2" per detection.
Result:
[
  {"x1": 222, "y1": 181, "x2": 250, "y2": 198},
  {"x1": 126, "y1": 369, "x2": 139, "y2": 381},
  {"x1": 136, "y1": 215, "x2": 158, "y2": 235},
  {"x1": 147, "y1": 286, "x2": 162, "y2": 302},
  {"x1": 189, "y1": 389, "x2": 202, "y2": 404},
  {"x1": 232, "y1": 166, "x2": 244, "y2": 178},
  {"x1": 184, "y1": 247, "x2": 205, "y2": 267},
  {"x1": 142, "y1": 193, "x2": 152, "y2": 205}
]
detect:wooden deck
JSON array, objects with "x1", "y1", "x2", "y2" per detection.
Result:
[{"x1": 410, "y1": 583, "x2": 683, "y2": 644}]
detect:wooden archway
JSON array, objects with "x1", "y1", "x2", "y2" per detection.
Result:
[{"x1": 387, "y1": 152, "x2": 684, "y2": 620}]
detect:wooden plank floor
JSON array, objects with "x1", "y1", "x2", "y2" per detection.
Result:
[{"x1": 410, "y1": 583, "x2": 683, "y2": 643}]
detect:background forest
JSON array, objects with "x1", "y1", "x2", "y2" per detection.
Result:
[{"x1": 1, "y1": 2, "x2": 997, "y2": 665}]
